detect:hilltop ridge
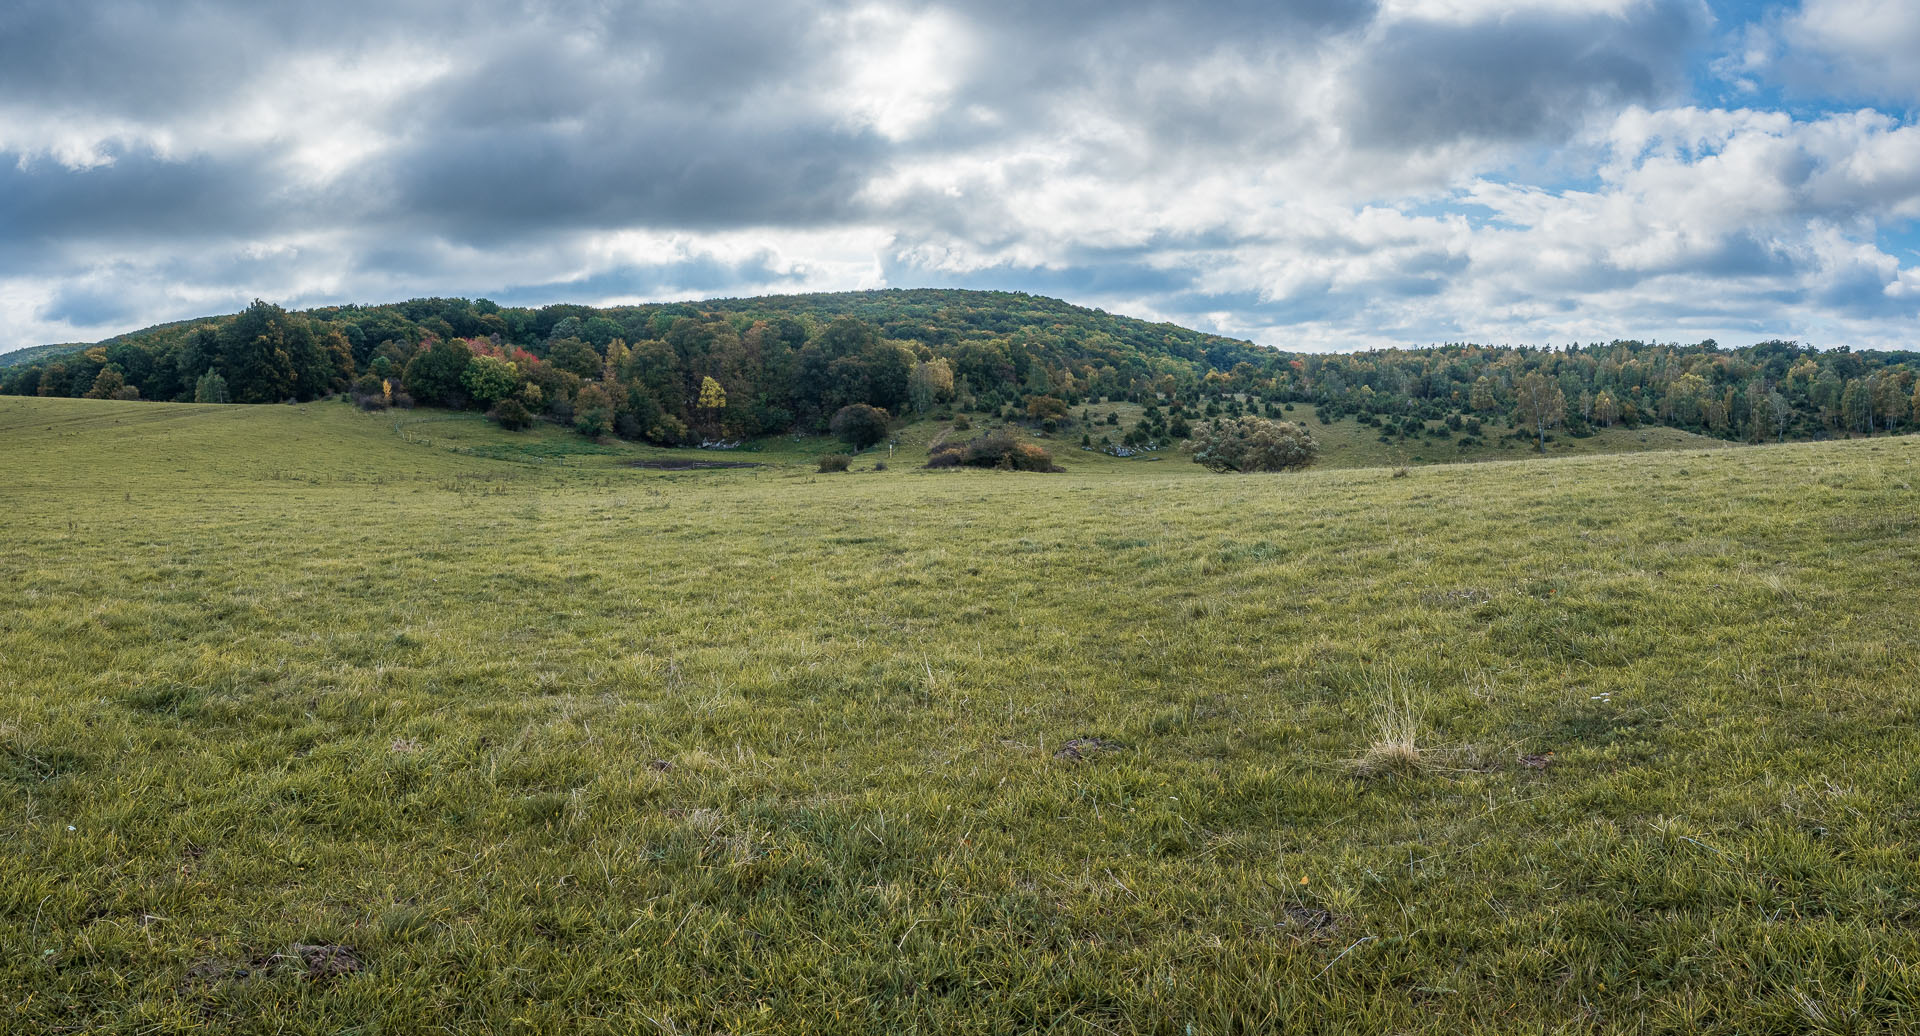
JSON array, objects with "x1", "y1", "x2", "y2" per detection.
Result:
[{"x1": 3, "y1": 289, "x2": 1915, "y2": 454}]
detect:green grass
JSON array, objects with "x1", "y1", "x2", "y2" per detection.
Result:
[
  {"x1": 935, "y1": 402, "x2": 1731, "y2": 472},
  {"x1": 1292, "y1": 407, "x2": 1730, "y2": 469},
  {"x1": 5, "y1": 395, "x2": 1920, "y2": 1034}
]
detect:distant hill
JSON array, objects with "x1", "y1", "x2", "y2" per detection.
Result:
[
  {"x1": 3, "y1": 289, "x2": 1915, "y2": 449},
  {"x1": 1, "y1": 314, "x2": 226, "y2": 368},
  {"x1": 0, "y1": 342, "x2": 90, "y2": 369}
]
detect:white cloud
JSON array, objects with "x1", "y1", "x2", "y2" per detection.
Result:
[
  {"x1": 0, "y1": 0, "x2": 1916, "y2": 357},
  {"x1": 1792, "y1": 0, "x2": 1920, "y2": 98},
  {"x1": 824, "y1": 4, "x2": 978, "y2": 141}
]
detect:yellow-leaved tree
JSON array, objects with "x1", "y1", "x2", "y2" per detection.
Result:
[{"x1": 697, "y1": 376, "x2": 727, "y2": 438}]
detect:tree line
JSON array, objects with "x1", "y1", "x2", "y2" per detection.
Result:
[{"x1": 4, "y1": 290, "x2": 1916, "y2": 448}]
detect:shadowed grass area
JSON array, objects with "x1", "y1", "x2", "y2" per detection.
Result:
[{"x1": 3, "y1": 395, "x2": 1919, "y2": 1034}]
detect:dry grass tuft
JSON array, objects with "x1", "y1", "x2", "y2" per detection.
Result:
[{"x1": 1351, "y1": 693, "x2": 1430, "y2": 778}]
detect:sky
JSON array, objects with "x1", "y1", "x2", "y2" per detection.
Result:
[{"x1": 2, "y1": 0, "x2": 1917, "y2": 354}]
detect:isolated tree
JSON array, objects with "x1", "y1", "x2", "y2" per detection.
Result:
[
  {"x1": 1183, "y1": 416, "x2": 1318, "y2": 473},
  {"x1": 830, "y1": 403, "x2": 891, "y2": 450},
  {"x1": 1513, "y1": 372, "x2": 1566, "y2": 452}
]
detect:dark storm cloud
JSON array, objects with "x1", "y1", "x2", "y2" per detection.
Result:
[
  {"x1": 37, "y1": 284, "x2": 138, "y2": 326},
  {"x1": 0, "y1": 0, "x2": 1388, "y2": 255},
  {"x1": 1345, "y1": 2, "x2": 1710, "y2": 149},
  {"x1": 0, "y1": 152, "x2": 287, "y2": 254},
  {"x1": 367, "y1": 116, "x2": 885, "y2": 239},
  {"x1": 0, "y1": 0, "x2": 469, "y2": 115}
]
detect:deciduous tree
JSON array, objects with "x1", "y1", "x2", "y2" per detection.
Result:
[{"x1": 1514, "y1": 372, "x2": 1566, "y2": 452}]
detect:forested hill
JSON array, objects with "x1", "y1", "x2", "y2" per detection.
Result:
[{"x1": 4, "y1": 288, "x2": 1917, "y2": 447}]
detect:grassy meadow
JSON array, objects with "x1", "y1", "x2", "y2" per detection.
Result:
[{"x1": 4, "y1": 395, "x2": 1920, "y2": 1034}]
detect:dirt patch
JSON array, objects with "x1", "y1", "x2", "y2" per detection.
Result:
[
  {"x1": 292, "y1": 944, "x2": 363, "y2": 980},
  {"x1": 1053, "y1": 737, "x2": 1123, "y2": 762},
  {"x1": 1281, "y1": 905, "x2": 1340, "y2": 937},
  {"x1": 187, "y1": 944, "x2": 364, "y2": 985},
  {"x1": 625, "y1": 459, "x2": 762, "y2": 470}
]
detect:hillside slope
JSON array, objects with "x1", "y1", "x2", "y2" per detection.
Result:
[{"x1": 6, "y1": 290, "x2": 1915, "y2": 457}]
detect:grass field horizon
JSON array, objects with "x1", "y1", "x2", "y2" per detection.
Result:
[{"x1": 5, "y1": 395, "x2": 1919, "y2": 1033}]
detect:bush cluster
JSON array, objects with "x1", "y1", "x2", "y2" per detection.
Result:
[
  {"x1": 925, "y1": 431, "x2": 1060, "y2": 472},
  {"x1": 1184, "y1": 417, "x2": 1319, "y2": 473}
]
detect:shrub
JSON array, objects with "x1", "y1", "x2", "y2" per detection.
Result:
[
  {"x1": 925, "y1": 431, "x2": 1060, "y2": 472},
  {"x1": 830, "y1": 404, "x2": 891, "y2": 450},
  {"x1": 491, "y1": 397, "x2": 534, "y2": 431},
  {"x1": 350, "y1": 373, "x2": 390, "y2": 411},
  {"x1": 1184, "y1": 417, "x2": 1319, "y2": 473},
  {"x1": 574, "y1": 383, "x2": 615, "y2": 438},
  {"x1": 1025, "y1": 395, "x2": 1071, "y2": 422},
  {"x1": 818, "y1": 454, "x2": 852, "y2": 473}
]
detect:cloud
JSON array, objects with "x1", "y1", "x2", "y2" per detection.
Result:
[
  {"x1": 1778, "y1": 0, "x2": 1920, "y2": 103},
  {"x1": 0, "y1": 0, "x2": 1916, "y2": 356},
  {"x1": 1343, "y1": 1, "x2": 1710, "y2": 149}
]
